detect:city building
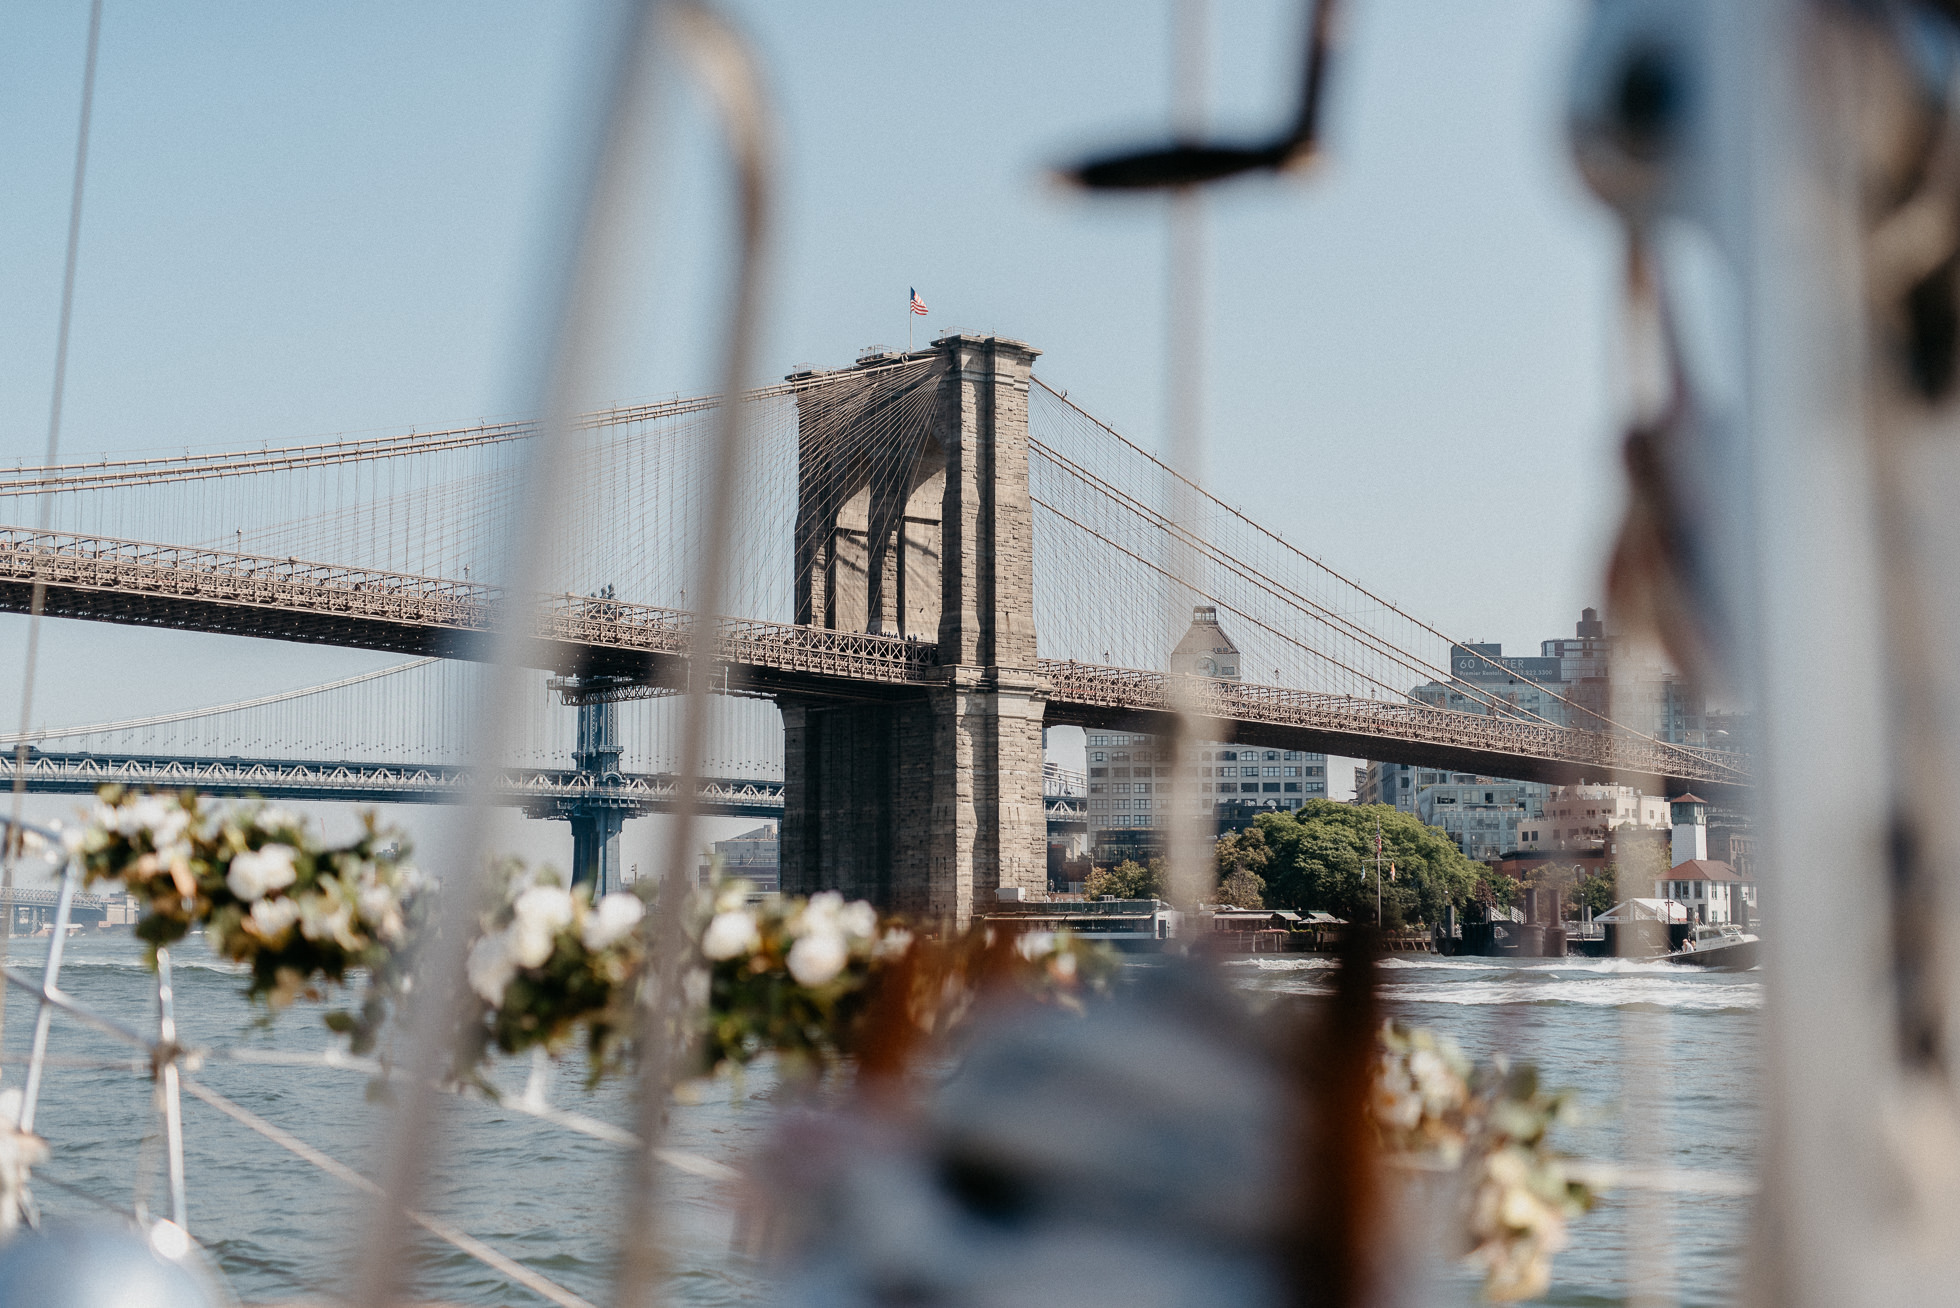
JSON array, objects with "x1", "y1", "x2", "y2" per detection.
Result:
[
  {"x1": 1356, "y1": 761, "x2": 1418, "y2": 812},
  {"x1": 1411, "y1": 640, "x2": 1571, "y2": 725},
  {"x1": 1654, "y1": 795, "x2": 1756, "y2": 926},
  {"x1": 1417, "y1": 779, "x2": 1544, "y2": 861},
  {"x1": 1083, "y1": 607, "x2": 1327, "y2": 861},
  {"x1": 695, "y1": 823, "x2": 780, "y2": 891},
  {"x1": 1361, "y1": 607, "x2": 1722, "y2": 855},
  {"x1": 1525, "y1": 784, "x2": 1670, "y2": 851}
]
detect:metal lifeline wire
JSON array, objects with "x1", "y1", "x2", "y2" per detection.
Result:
[{"x1": 4, "y1": 0, "x2": 104, "y2": 1061}]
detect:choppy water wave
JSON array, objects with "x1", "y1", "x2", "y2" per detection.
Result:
[{"x1": 1226, "y1": 952, "x2": 1763, "y2": 1012}]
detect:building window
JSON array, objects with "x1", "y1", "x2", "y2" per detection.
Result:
[
  {"x1": 1136, "y1": 783, "x2": 1152, "y2": 795},
  {"x1": 1115, "y1": 783, "x2": 1130, "y2": 794},
  {"x1": 1089, "y1": 767, "x2": 1107, "y2": 778},
  {"x1": 1135, "y1": 799, "x2": 1151, "y2": 810},
  {"x1": 1202, "y1": 783, "x2": 1213, "y2": 793},
  {"x1": 1091, "y1": 751, "x2": 1106, "y2": 762},
  {"x1": 1201, "y1": 752, "x2": 1213, "y2": 761},
  {"x1": 1263, "y1": 766, "x2": 1281, "y2": 777},
  {"x1": 1263, "y1": 783, "x2": 1281, "y2": 793},
  {"x1": 1265, "y1": 751, "x2": 1279, "y2": 761},
  {"x1": 1089, "y1": 783, "x2": 1105, "y2": 795},
  {"x1": 1283, "y1": 782, "x2": 1301, "y2": 793},
  {"x1": 1219, "y1": 766, "x2": 1236, "y2": 778},
  {"x1": 1284, "y1": 751, "x2": 1301, "y2": 760},
  {"x1": 1283, "y1": 766, "x2": 1299, "y2": 777}
]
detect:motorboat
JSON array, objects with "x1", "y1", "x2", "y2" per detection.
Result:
[{"x1": 1667, "y1": 924, "x2": 1760, "y2": 970}]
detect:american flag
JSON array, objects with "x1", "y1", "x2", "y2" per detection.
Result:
[{"x1": 909, "y1": 287, "x2": 928, "y2": 316}]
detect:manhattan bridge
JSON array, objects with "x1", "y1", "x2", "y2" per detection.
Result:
[{"x1": 0, "y1": 334, "x2": 1746, "y2": 920}]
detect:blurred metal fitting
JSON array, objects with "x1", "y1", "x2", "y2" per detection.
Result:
[
  {"x1": 0, "y1": 1221, "x2": 235, "y2": 1308},
  {"x1": 1568, "y1": 0, "x2": 1700, "y2": 226}
]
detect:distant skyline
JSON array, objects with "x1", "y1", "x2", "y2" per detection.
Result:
[{"x1": 0, "y1": 1, "x2": 1626, "y2": 841}]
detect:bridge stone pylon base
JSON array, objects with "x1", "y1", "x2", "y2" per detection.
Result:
[{"x1": 779, "y1": 335, "x2": 1047, "y2": 926}]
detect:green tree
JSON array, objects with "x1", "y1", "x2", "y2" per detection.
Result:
[
  {"x1": 1214, "y1": 827, "x2": 1270, "y2": 907},
  {"x1": 1567, "y1": 839, "x2": 1671, "y2": 916},
  {"x1": 1240, "y1": 800, "x2": 1492, "y2": 928},
  {"x1": 1084, "y1": 858, "x2": 1165, "y2": 900},
  {"x1": 1216, "y1": 868, "x2": 1266, "y2": 908}
]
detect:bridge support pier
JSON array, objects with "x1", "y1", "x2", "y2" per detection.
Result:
[
  {"x1": 560, "y1": 676, "x2": 635, "y2": 895},
  {"x1": 780, "y1": 335, "x2": 1048, "y2": 926},
  {"x1": 568, "y1": 803, "x2": 629, "y2": 895}
]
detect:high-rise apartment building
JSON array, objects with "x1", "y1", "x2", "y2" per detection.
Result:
[
  {"x1": 1082, "y1": 608, "x2": 1326, "y2": 861},
  {"x1": 1361, "y1": 608, "x2": 1716, "y2": 860}
]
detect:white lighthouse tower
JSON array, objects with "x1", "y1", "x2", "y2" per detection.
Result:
[{"x1": 1671, "y1": 793, "x2": 1709, "y2": 866}]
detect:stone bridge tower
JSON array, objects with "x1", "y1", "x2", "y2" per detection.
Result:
[{"x1": 778, "y1": 334, "x2": 1047, "y2": 925}]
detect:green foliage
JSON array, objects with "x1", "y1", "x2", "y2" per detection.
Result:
[
  {"x1": 1216, "y1": 869, "x2": 1266, "y2": 909},
  {"x1": 1083, "y1": 858, "x2": 1165, "y2": 900},
  {"x1": 1224, "y1": 801, "x2": 1499, "y2": 928},
  {"x1": 1214, "y1": 826, "x2": 1270, "y2": 908},
  {"x1": 1569, "y1": 868, "x2": 1618, "y2": 917}
]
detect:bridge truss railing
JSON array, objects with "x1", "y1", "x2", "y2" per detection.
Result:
[
  {"x1": 1041, "y1": 660, "x2": 1750, "y2": 790},
  {"x1": 3, "y1": 527, "x2": 1747, "y2": 788},
  {"x1": 0, "y1": 527, "x2": 937, "y2": 688}
]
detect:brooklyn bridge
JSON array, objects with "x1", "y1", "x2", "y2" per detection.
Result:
[{"x1": 0, "y1": 334, "x2": 1745, "y2": 920}]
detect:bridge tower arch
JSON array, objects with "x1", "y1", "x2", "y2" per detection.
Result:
[{"x1": 779, "y1": 334, "x2": 1048, "y2": 925}]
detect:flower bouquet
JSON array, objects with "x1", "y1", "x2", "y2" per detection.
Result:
[
  {"x1": 74, "y1": 787, "x2": 419, "y2": 1022},
  {"x1": 693, "y1": 882, "x2": 1118, "y2": 1080},
  {"x1": 462, "y1": 865, "x2": 649, "y2": 1082},
  {"x1": 1373, "y1": 1021, "x2": 1596, "y2": 1302}
]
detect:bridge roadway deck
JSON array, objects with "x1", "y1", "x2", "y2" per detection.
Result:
[
  {"x1": 0, "y1": 528, "x2": 1747, "y2": 796},
  {"x1": 1, "y1": 750, "x2": 1089, "y2": 826}
]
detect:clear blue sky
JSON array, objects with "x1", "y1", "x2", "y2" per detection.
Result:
[{"x1": 0, "y1": 0, "x2": 1624, "y2": 831}]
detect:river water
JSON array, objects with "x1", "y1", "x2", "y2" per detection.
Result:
[{"x1": 1, "y1": 934, "x2": 1758, "y2": 1306}]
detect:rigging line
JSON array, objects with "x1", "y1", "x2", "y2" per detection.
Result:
[
  {"x1": 7, "y1": 0, "x2": 104, "y2": 1063},
  {"x1": 1030, "y1": 378, "x2": 1666, "y2": 739},
  {"x1": 179, "y1": 1079, "x2": 598, "y2": 1308},
  {"x1": 0, "y1": 659, "x2": 441, "y2": 746}
]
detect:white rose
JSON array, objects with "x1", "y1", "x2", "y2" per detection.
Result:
[
  {"x1": 466, "y1": 931, "x2": 517, "y2": 1005},
  {"x1": 510, "y1": 885, "x2": 574, "y2": 967},
  {"x1": 700, "y1": 910, "x2": 760, "y2": 961},
  {"x1": 582, "y1": 893, "x2": 645, "y2": 951},
  {"x1": 786, "y1": 927, "x2": 849, "y2": 987},
  {"x1": 226, "y1": 845, "x2": 299, "y2": 902},
  {"x1": 255, "y1": 807, "x2": 299, "y2": 832},
  {"x1": 358, "y1": 885, "x2": 405, "y2": 943},
  {"x1": 837, "y1": 900, "x2": 878, "y2": 942},
  {"x1": 300, "y1": 897, "x2": 359, "y2": 949},
  {"x1": 682, "y1": 966, "x2": 710, "y2": 1010},
  {"x1": 127, "y1": 796, "x2": 172, "y2": 836},
  {"x1": 249, "y1": 896, "x2": 302, "y2": 940},
  {"x1": 796, "y1": 891, "x2": 844, "y2": 937},
  {"x1": 1016, "y1": 931, "x2": 1056, "y2": 961}
]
